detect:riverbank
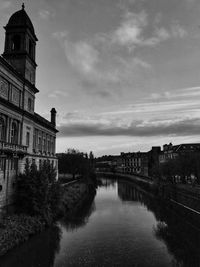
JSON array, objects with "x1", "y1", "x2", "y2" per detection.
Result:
[
  {"x1": 0, "y1": 180, "x2": 96, "y2": 257},
  {"x1": 59, "y1": 180, "x2": 96, "y2": 217},
  {"x1": 97, "y1": 172, "x2": 200, "y2": 227}
]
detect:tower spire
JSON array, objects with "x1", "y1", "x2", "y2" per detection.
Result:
[{"x1": 22, "y1": 3, "x2": 25, "y2": 10}]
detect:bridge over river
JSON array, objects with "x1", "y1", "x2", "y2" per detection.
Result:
[{"x1": 0, "y1": 176, "x2": 200, "y2": 267}]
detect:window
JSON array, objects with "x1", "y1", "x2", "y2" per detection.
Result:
[
  {"x1": 26, "y1": 132, "x2": 30, "y2": 147},
  {"x1": 38, "y1": 136, "x2": 42, "y2": 151},
  {"x1": 11, "y1": 158, "x2": 18, "y2": 170},
  {"x1": 0, "y1": 117, "x2": 6, "y2": 141},
  {"x1": 0, "y1": 78, "x2": 9, "y2": 100},
  {"x1": 33, "y1": 129, "x2": 38, "y2": 150},
  {"x1": 39, "y1": 159, "x2": 42, "y2": 170},
  {"x1": 28, "y1": 98, "x2": 32, "y2": 112},
  {"x1": 0, "y1": 158, "x2": 5, "y2": 171},
  {"x1": 14, "y1": 158, "x2": 18, "y2": 170},
  {"x1": 11, "y1": 122, "x2": 18, "y2": 144},
  {"x1": 32, "y1": 158, "x2": 36, "y2": 169},
  {"x1": 12, "y1": 35, "x2": 21, "y2": 51},
  {"x1": 29, "y1": 39, "x2": 33, "y2": 57},
  {"x1": 35, "y1": 129, "x2": 38, "y2": 149},
  {"x1": 43, "y1": 137, "x2": 46, "y2": 152}
]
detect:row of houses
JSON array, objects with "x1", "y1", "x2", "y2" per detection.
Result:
[{"x1": 96, "y1": 143, "x2": 200, "y2": 178}]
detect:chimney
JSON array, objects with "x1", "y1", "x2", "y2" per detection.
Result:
[{"x1": 50, "y1": 108, "x2": 57, "y2": 126}]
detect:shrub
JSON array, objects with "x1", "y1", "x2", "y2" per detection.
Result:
[
  {"x1": 0, "y1": 215, "x2": 46, "y2": 256},
  {"x1": 15, "y1": 161, "x2": 61, "y2": 223}
]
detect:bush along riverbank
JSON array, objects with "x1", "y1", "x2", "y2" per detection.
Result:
[
  {"x1": 0, "y1": 215, "x2": 46, "y2": 256},
  {"x1": 0, "y1": 162, "x2": 96, "y2": 256},
  {"x1": 59, "y1": 181, "x2": 96, "y2": 218}
]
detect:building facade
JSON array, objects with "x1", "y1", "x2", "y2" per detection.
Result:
[
  {"x1": 159, "y1": 143, "x2": 200, "y2": 164},
  {"x1": 0, "y1": 5, "x2": 58, "y2": 207},
  {"x1": 120, "y1": 152, "x2": 148, "y2": 176}
]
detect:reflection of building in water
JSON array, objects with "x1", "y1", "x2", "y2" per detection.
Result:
[
  {"x1": 99, "y1": 178, "x2": 116, "y2": 187},
  {"x1": 117, "y1": 181, "x2": 144, "y2": 202},
  {"x1": 95, "y1": 155, "x2": 123, "y2": 173}
]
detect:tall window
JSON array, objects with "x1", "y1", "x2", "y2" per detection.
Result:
[
  {"x1": 28, "y1": 98, "x2": 32, "y2": 112},
  {"x1": 26, "y1": 132, "x2": 30, "y2": 147},
  {"x1": 0, "y1": 118, "x2": 5, "y2": 141},
  {"x1": 12, "y1": 35, "x2": 21, "y2": 51},
  {"x1": 43, "y1": 136, "x2": 46, "y2": 152},
  {"x1": 29, "y1": 39, "x2": 33, "y2": 57},
  {"x1": 11, "y1": 158, "x2": 18, "y2": 171},
  {"x1": 11, "y1": 122, "x2": 18, "y2": 144},
  {"x1": 38, "y1": 135, "x2": 42, "y2": 151},
  {"x1": 0, "y1": 158, "x2": 5, "y2": 171}
]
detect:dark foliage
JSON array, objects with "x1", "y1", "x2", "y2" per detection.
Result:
[
  {"x1": 0, "y1": 215, "x2": 46, "y2": 256},
  {"x1": 58, "y1": 149, "x2": 95, "y2": 181},
  {"x1": 158, "y1": 152, "x2": 200, "y2": 184},
  {"x1": 15, "y1": 161, "x2": 61, "y2": 223}
]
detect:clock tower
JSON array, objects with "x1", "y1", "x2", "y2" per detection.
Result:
[{"x1": 2, "y1": 4, "x2": 38, "y2": 85}]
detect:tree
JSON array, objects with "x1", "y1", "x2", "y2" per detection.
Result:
[
  {"x1": 15, "y1": 161, "x2": 61, "y2": 223},
  {"x1": 58, "y1": 149, "x2": 94, "y2": 180},
  {"x1": 159, "y1": 152, "x2": 200, "y2": 184}
]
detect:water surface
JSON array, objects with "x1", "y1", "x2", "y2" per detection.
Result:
[{"x1": 1, "y1": 178, "x2": 200, "y2": 267}]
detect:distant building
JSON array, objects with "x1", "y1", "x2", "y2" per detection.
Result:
[
  {"x1": 147, "y1": 146, "x2": 161, "y2": 177},
  {"x1": 120, "y1": 152, "x2": 148, "y2": 176},
  {"x1": 0, "y1": 5, "x2": 58, "y2": 207},
  {"x1": 159, "y1": 143, "x2": 200, "y2": 163}
]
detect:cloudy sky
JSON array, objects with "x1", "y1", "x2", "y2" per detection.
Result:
[{"x1": 1, "y1": 0, "x2": 200, "y2": 156}]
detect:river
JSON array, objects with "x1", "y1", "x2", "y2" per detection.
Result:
[{"x1": 0, "y1": 177, "x2": 200, "y2": 267}]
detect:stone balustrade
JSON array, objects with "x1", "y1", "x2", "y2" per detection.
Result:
[{"x1": 0, "y1": 140, "x2": 27, "y2": 155}]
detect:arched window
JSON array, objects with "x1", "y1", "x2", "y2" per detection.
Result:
[
  {"x1": 0, "y1": 117, "x2": 6, "y2": 141},
  {"x1": 11, "y1": 122, "x2": 18, "y2": 144},
  {"x1": 12, "y1": 35, "x2": 21, "y2": 51},
  {"x1": 28, "y1": 98, "x2": 32, "y2": 112}
]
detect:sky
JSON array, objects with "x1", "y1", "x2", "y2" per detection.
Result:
[{"x1": 1, "y1": 0, "x2": 200, "y2": 156}]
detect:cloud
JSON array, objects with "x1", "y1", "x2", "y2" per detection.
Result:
[
  {"x1": 39, "y1": 9, "x2": 55, "y2": 20},
  {"x1": 52, "y1": 8, "x2": 186, "y2": 101},
  {"x1": 112, "y1": 10, "x2": 148, "y2": 47},
  {"x1": 143, "y1": 27, "x2": 170, "y2": 46},
  {"x1": 64, "y1": 40, "x2": 99, "y2": 74},
  {"x1": 171, "y1": 23, "x2": 187, "y2": 38},
  {"x1": 58, "y1": 117, "x2": 200, "y2": 138},
  {"x1": 53, "y1": 31, "x2": 68, "y2": 39},
  {"x1": 48, "y1": 90, "x2": 68, "y2": 98},
  {"x1": 0, "y1": 1, "x2": 11, "y2": 10},
  {"x1": 53, "y1": 31, "x2": 151, "y2": 94},
  {"x1": 110, "y1": 10, "x2": 186, "y2": 49}
]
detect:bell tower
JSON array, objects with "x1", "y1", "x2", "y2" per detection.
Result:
[{"x1": 2, "y1": 4, "x2": 38, "y2": 85}]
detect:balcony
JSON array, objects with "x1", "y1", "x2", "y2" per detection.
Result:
[{"x1": 0, "y1": 141, "x2": 27, "y2": 156}]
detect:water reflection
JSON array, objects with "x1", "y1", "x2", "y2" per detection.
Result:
[
  {"x1": 118, "y1": 180, "x2": 144, "y2": 202},
  {"x1": 0, "y1": 190, "x2": 96, "y2": 267},
  {"x1": 61, "y1": 190, "x2": 96, "y2": 231},
  {"x1": 97, "y1": 178, "x2": 116, "y2": 188},
  {"x1": 117, "y1": 180, "x2": 200, "y2": 267},
  {"x1": 1, "y1": 179, "x2": 200, "y2": 267}
]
